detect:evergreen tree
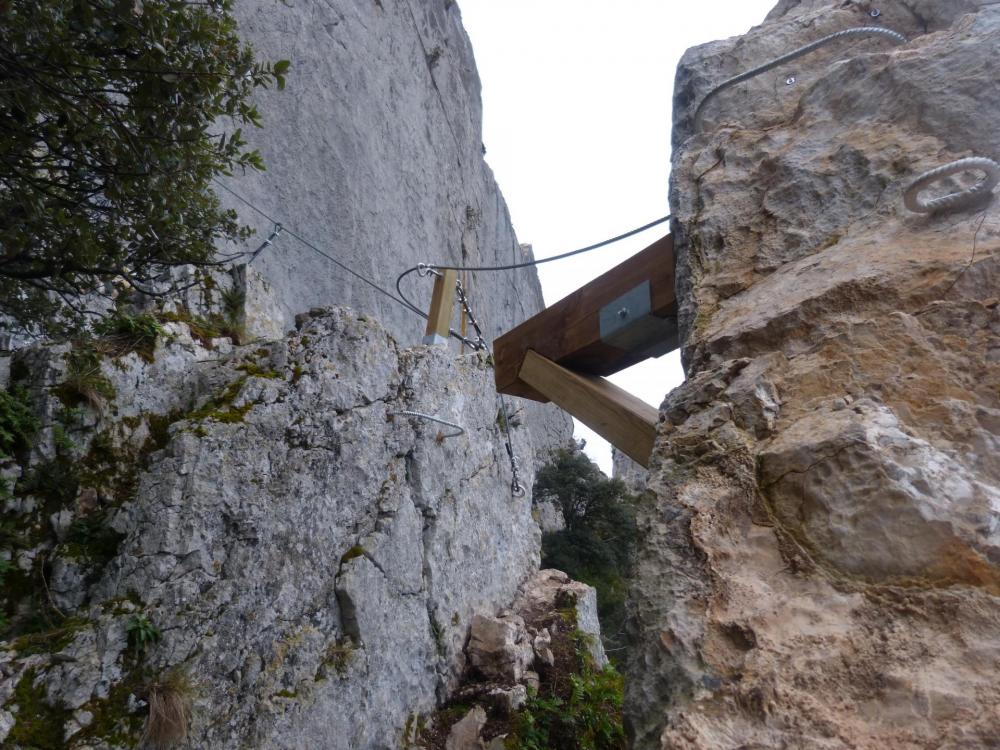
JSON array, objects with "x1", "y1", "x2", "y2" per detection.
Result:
[
  {"x1": 535, "y1": 449, "x2": 637, "y2": 659},
  {"x1": 0, "y1": 0, "x2": 287, "y2": 335}
]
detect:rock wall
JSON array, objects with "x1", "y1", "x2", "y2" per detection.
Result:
[
  {"x1": 0, "y1": 297, "x2": 563, "y2": 749},
  {"x1": 0, "y1": 0, "x2": 571, "y2": 463},
  {"x1": 223, "y1": 0, "x2": 542, "y2": 349},
  {"x1": 628, "y1": 2, "x2": 1000, "y2": 748},
  {"x1": 0, "y1": 2, "x2": 581, "y2": 747},
  {"x1": 612, "y1": 447, "x2": 648, "y2": 496},
  {"x1": 226, "y1": 0, "x2": 573, "y2": 467}
]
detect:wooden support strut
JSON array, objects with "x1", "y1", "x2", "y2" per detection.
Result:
[
  {"x1": 493, "y1": 233, "x2": 677, "y2": 402},
  {"x1": 422, "y1": 269, "x2": 457, "y2": 346},
  {"x1": 518, "y1": 350, "x2": 658, "y2": 467}
]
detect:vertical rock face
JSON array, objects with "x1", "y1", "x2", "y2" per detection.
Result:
[
  {"x1": 1, "y1": 3, "x2": 581, "y2": 747},
  {"x1": 629, "y1": 2, "x2": 1000, "y2": 748},
  {"x1": 612, "y1": 447, "x2": 648, "y2": 495},
  {"x1": 223, "y1": 0, "x2": 541, "y2": 349},
  {"x1": 222, "y1": 0, "x2": 572, "y2": 465}
]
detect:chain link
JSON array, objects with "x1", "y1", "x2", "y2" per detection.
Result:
[
  {"x1": 454, "y1": 277, "x2": 525, "y2": 498},
  {"x1": 499, "y1": 394, "x2": 525, "y2": 497},
  {"x1": 455, "y1": 277, "x2": 489, "y2": 352}
]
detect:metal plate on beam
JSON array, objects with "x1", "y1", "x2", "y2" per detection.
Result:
[{"x1": 599, "y1": 280, "x2": 676, "y2": 355}]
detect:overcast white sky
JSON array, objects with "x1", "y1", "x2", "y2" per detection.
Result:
[{"x1": 459, "y1": 0, "x2": 775, "y2": 472}]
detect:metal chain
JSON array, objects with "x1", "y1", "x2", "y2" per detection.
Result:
[
  {"x1": 455, "y1": 277, "x2": 488, "y2": 352},
  {"x1": 454, "y1": 277, "x2": 524, "y2": 497},
  {"x1": 498, "y1": 393, "x2": 525, "y2": 497}
]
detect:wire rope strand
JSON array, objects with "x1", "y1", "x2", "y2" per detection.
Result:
[
  {"x1": 423, "y1": 214, "x2": 671, "y2": 274},
  {"x1": 389, "y1": 411, "x2": 465, "y2": 439},
  {"x1": 213, "y1": 178, "x2": 416, "y2": 314},
  {"x1": 692, "y1": 26, "x2": 908, "y2": 131}
]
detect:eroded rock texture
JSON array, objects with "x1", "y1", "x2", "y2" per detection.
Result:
[
  {"x1": 628, "y1": 2, "x2": 1000, "y2": 748},
  {"x1": 0, "y1": 305, "x2": 562, "y2": 749}
]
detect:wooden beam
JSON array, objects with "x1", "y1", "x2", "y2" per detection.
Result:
[
  {"x1": 422, "y1": 269, "x2": 457, "y2": 345},
  {"x1": 494, "y1": 233, "x2": 677, "y2": 402},
  {"x1": 519, "y1": 350, "x2": 658, "y2": 467}
]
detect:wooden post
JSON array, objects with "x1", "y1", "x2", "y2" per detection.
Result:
[
  {"x1": 422, "y1": 269, "x2": 457, "y2": 346},
  {"x1": 518, "y1": 349, "x2": 658, "y2": 467}
]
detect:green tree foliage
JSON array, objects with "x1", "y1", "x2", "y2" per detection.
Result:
[
  {"x1": 0, "y1": 0, "x2": 288, "y2": 335},
  {"x1": 0, "y1": 385, "x2": 39, "y2": 459},
  {"x1": 510, "y1": 666, "x2": 627, "y2": 750},
  {"x1": 535, "y1": 449, "x2": 637, "y2": 659}
]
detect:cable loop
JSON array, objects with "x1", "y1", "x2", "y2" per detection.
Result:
[
  {"x1": 416, "y1": 263, "x2": 440, "y2": 278},
  {"x1": 510, "y1": 457, "x2": 526, "y2": 497},
  {"x1": 390, "y1": 410, "x2": 465, "y2": 439},
  {"x1": 903, "y1": 157, "x2": 1000, "y2": 214}
]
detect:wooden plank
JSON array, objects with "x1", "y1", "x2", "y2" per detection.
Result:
[
  {"x1": 422, "y1": 269, "x2": 457, "y2": 345},
  {"x1": 519, "y1": 350, "x2": 658, "y2": 467},
  {"x1": 494, "y1": 233, "x2": 677, "y2": 402}
]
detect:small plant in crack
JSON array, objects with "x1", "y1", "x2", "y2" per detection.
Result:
[{"x1": 127, "y1": 613, "x2": 161, "y2": 658}]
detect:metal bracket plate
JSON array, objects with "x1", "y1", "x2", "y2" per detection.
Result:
[{"x1": 599, "y1": 280, "x2": 677, "y2": 356}]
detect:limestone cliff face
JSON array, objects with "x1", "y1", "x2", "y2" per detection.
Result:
[
  {"x1": 0, "y1": 3, "x2": 582, "y2": 745},
  {"x1": 223, "y1": 0, "x2": 539, "y2": 348},
  {"x1": 0, "y1": 296, "x2": 560, "y2": 749},
  {"x1": 221, "y1": 0, "x2": 571, "y2": 465},
  {"x1": 628, "y1": 2, "x2": 1000, "y2": 748}
]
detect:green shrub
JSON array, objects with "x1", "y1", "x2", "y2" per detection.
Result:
[
  {"x1": 508, "y1": 666, "x2": 626, "y2": 750},
  {"x1": 0, "y1": 384, "x2": 38, "y2": 458},
  {"x1": 93, "y1": 312, "x2": 165, "y2": 361},
  {"x1": 535, "y1": 450, "x2": 637, "y2": 660},
  {"x1": 0, "y1": 0, "x2": 287, "y2": 337},
  {"x1": 55, "y1": 347, "x2": 116, "y2": 409},
  {"x1": 126, "y1": 614, "x2": 161, "y2": 658}
]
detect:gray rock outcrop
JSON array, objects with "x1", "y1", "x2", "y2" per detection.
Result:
[
  {"x1": 611, "y1": 447, "x2": 648, "y2": 495},
  {"x1": 0, "y1": 304, "x2": 565, "y2": 749},
  {"x1": 629, "y1": 2, "x2": 1000, "y2": 748}
]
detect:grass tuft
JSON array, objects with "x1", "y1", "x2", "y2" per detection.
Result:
[{"x1": 142, "y1": 669, "x2": 193, "y2": 749}]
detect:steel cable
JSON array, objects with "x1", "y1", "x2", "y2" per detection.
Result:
[{"x1": 692, "y1": 26, "x2": 908, "y2": 131}]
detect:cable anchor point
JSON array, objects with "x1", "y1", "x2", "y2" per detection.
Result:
[
  {"x1": 416, "y1": 263, "x2": 441, "y2": 278},
  {"x1": 249, "y1": 223, "x2": 283, "y2": 264}
]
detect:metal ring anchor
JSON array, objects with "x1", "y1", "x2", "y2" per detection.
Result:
[{"x1": 903, "y1": 157, "x2": 1000, "y2": 214}]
